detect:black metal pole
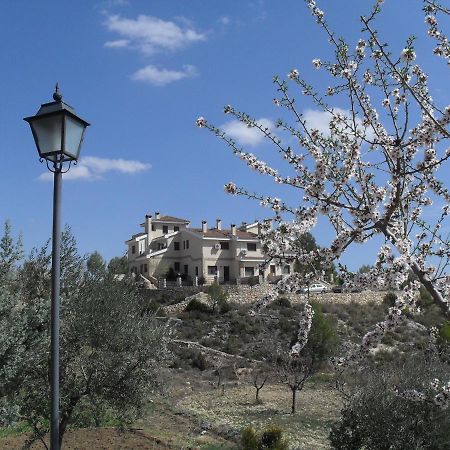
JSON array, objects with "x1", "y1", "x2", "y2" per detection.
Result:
[{"x1": 50, "y1": 163, "x2": 62, "y2": 450}]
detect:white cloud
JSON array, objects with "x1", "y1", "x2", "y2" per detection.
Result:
[
  {"x1": 219, "y1": 16, "x2": 231, "y2": 25},
  {"x1": 303, "y1": 108, "x2": 373, "y2": 138},
  {"x1": 104, "y1": 14, "x2": 206, "y2": 55},
  {"x1": 38, "y1": 156, "x2": 151, "y2": 182},
  {"x1": 104, "y1": 39, "x2": 129, "y2": 48},
  {"x1": 131, "y1": 64, "x2": 198, "y2": 86},
  {"x1": 221, "y1": 118, "x2": 274, "y2": 147}
]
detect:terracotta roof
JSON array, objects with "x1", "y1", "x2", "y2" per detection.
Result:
[
  {"x1": 190, "y1": 228, "x2": 258, "y2": 239},
  {"x1": 152, "y1": 215, "x2": 190, "y2": 223}
]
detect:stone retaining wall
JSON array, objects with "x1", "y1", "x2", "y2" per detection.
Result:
[{"x1": 141, "y1": 284, "x2": 388, "y2": 315}]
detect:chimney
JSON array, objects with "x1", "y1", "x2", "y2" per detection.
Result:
[
  {"x1": 241, "y1": 221, "x2": 247, "y2": 230},
  {"x1": 145, "y1": 214, "x2": 152, "y2": 234},
  {"x1": 216, "y1": 218, "x2": 222, "y2": 230},
  {"x1": 231, "y1": 224, "x2": 236, "y2": 236},
  {"x1": 155, "y1": 211, "x2": 160, "y2": 219},
  {"x1": 202, "y1": 220, "x2": 207, "y2": 233}
]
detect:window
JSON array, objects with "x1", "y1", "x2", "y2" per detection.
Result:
[
  {"x1": 270, "y1": 265, "x2": 276, "y2": 274},
  {"x1": 131, "y1": 245, "x2": 136, "y2": 254},
  {"x1": 245, "y1": 267, "x2": 254, "y2": 277},
  {"x1": 195, "y1": 266, "x2": 199, "y2": 276},
  {"x1": 184, "y1": 264, "x2": 188, "y2": 274},
  {"x1": 208, "y1": 266, "x2": 217, "y2": 275},
  {"x1": 174, "y1": 242, "x2": 180, "y2": 251},
  {"x1": 220, "y1": 241, "x2": 229, "y2": 250},
  {"x1": 283, "y1": 265, "x2": 291, "y2": 274},
  {"x1": 186, "y1": 240, "x2": 189, "y2": 249},
  {"x1": 174, "y1": 226, "x2": 179, "y2": 232},
  {"x1": 174, "y1": 262, "x2": 180, "y2": 272},
  {"x1": 151, "y1": 224, "x2": 156, "y2": 231},
  {"x1": 163, "y1": 225, "x2": 168, "y2": 234},
  {"x1": 247, "y1": 243, "x2": 257, "y2": 251}
]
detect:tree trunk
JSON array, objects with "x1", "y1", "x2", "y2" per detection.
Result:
[
  {"x1": 256, "y1": 387, "x2": 260, "y2": 402},
  {"x1": 291, "y1": 387, "x2": 297, "y2": 414},
  {"x1": 59, "y1": 395, "x2": 81, "y2": 447}
]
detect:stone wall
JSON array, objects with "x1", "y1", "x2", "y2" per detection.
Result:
[
  {"x1": 223, "y1": 285, "x2": 387, "y2": 306},
  {"x1": 140, "y1": 286, "x2": 209, "y2": 302},
  {"x1": 141, "y1": 284, "x2": 388, "y2": 315},
  {"x1": 285, "y1": 290, "x2": 387, "y2": 305}
]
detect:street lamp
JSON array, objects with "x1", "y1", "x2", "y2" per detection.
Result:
[{"x1": 24, "y1": 85, "x2": 89, "y2": 450}]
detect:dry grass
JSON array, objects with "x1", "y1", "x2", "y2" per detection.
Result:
[{"x1": 177, "y1": 379, "x2": 341, "y2": 449}]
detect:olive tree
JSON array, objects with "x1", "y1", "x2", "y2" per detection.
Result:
[{"x1": 0, "y1": 226, "x2": 172, "y2": 448}]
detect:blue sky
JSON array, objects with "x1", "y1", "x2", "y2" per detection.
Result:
[{"x1": 1, "y1": 0, "x2": 449, "y2": 270}]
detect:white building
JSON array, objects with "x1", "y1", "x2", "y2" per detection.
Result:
[{"x1": 126, "y1": 212, "x2": 294, "y2": 284}]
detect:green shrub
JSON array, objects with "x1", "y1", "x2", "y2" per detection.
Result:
[
  {"x1": 439, "y1": 321, "x2": 450, "y2": 342},
  {"x1": 141, "y1": 299, "x2": 161, "y2": 315},
  {"x1": 208, "y1": 283, "x2": 229, "y2": 313},
  {"x1": 191, "y1": 351, "x2": 207, "y2": 371},
  {"x1": 278, "y1": 316, "x2": 294, "y2": 334},
  {"x1": 267, "y1": 297, "x2": 291, "y2": 309},
  {"x1": 259, "y1": 426, "x2": 288, "y2": 449},
  {"x1": 382, "y1": 291, "x2": 397, "y2": 308},
  {"x1": 222, "y1": 336, "x2": 240, "y2": 355},
  {"x1": 241, "y1": 426, "x2": 258, "y2": 450},
  {"x1": 329, "y1": 355, "x2": 450, "y2": 450},
  {"x1": 198, "y1": 276, "x2": 206, "y2": 285},
  {"x1": 241, "y1": 425, "x2": 288, "y2": 450},
  {"x1": 185, "y1": 298, "x2": 211, "y2": 313},
  {"x1": 418, "y1": 285, "x2": 434, "y2": 309},
  {"x1": 219, "y1": 298, "x2": 232, "y2": 313}
]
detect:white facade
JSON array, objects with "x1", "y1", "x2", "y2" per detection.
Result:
[{"x1": 126, "y1": 212, "x2": 294, "y2": 284}]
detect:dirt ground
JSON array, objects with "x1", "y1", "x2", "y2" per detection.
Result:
[
  {"x1": 0, "y1": 372, "x2": 340, "y2": 450},
  {"x1": 0, "y1": 427, "x2": 173, "y2": 450}
]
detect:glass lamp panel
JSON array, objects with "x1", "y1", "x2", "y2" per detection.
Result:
[
  {"x1": 63, "y1": 115, "x2": 86, "y2": 160},
  {"x1": 31, "y1": 115, "x2": 63, "y2": 160}
]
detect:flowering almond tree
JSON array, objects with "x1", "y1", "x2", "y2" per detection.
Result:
[{"x1": 198, "y1": 0, "x2": 450, "y2": 408}]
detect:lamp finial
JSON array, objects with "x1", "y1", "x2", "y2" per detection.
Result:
[{"x1": 53, "y1": 83, "x2": 62, "y2": 102}]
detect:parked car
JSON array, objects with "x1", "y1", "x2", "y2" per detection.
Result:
[{"x1": 299, "y1": 283, "x2": 329, "y2": 294}]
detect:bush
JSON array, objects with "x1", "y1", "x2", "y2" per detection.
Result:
[
  {"x1": 241, "y1": 425, "x2": 288, "y2": 450},
  {"x1": 418, "y1": 285, "x2": 434, "y2": 309},
  {"x1": 222, "y1": 336, "x2": 240, "y2": 354},
  {"x1": 165, "y1": 267, "x2": 178, "y2": 281},
  {"x1": 185, "y1": 298, "x2": 211, "y2": 313},
  {"x1": 439, "y1": 321, "x2": 450, "y2": 343},
  {"x1": 304, "y1": 303, "x2": 338, "y2": 364},
  {"x1": 268, "y1": 297, "x2": 292, "y2": 309},
  {"x1": 197, "y1": 276, "x2": 206, "y2": 285},
  {"x1": 191, "y1": 351, "x2": 207, "y2": 371},
  {"x1": 329, "y1": 355, "x2": 450, "y2": 450},
  {"x1": 208, "y1": 283, "x2": 229, "y2": 313},
  {"x1": 382, "y1": 291, "x2": 397, "y2": 308},
  {"x1": 219, "y1": 298, "x2": 232, "y2": 313},
  {"x1": 241, "y1": 426, "x2": 258, "y2": 450}
]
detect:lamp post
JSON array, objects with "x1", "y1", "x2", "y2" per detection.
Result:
[{"x1": 24, "y1": 85, "x2": 89, "y2": 450}]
